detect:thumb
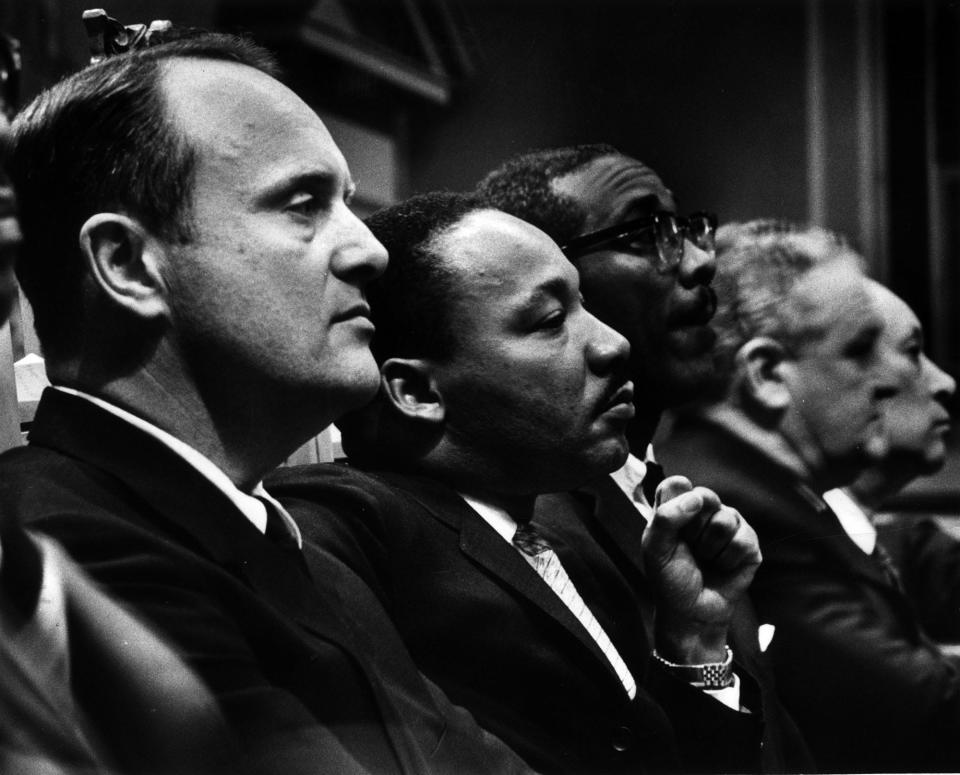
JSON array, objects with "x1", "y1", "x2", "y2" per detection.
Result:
[{"x1": 653, "y1": 475, "x2": 693, "y2": 508}]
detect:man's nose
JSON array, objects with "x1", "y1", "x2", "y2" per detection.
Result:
[
  {"x1": 678, "y1": 238, "x2": 716, "y2": 289},
  {"x1": 585, "y1": 314, "x2": 630, "y2": 374},
  {"x1": 335, "y1": 212, "x2": 389, "y2": 284},
  {"x1": 924, "y1": 354, "x2": 956, "y2": 405}
]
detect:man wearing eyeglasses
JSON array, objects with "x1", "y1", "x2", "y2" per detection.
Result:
[
  {"x1": 270, "y1": 190, "x2": 767, "y2": 775},
  {"x1": 479, "y1": 146, "x2": 814, "y2": 772}
]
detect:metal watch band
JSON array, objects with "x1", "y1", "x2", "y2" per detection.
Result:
[{"x1": 651, "y1": 645, "x2": 735, "y2": 689}]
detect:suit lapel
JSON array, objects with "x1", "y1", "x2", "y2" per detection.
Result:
[
  {"x1": 29, "y1": 390, "x2": 419, "y2": 772},
  {"x1": 384, "y1": 474, "x2": 626, "y2": 683},
  {"x1": 577, "y1": 476, "x2": 647, "y2": 575}
]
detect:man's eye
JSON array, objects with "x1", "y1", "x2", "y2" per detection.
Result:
[
  {"x1": 286, "y1": 193, "x2": 322, "y2": 218},
  {"x1": 621, "y1": 232, "x2": 658, "y2": 254},
  {"x1": 538, "y1": 310, "x2": 567, "y2": 330},
  {"x1": 844, "y1": 335, "x2": 876, "y2": 361}
]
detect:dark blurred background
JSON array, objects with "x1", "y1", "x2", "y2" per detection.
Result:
[{"x1": 2, "y1": 0, "x2": 958, "y2": 501}]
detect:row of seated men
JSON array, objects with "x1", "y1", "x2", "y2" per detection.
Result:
[{"x1": 0, "y1": 25, "x2": 957, "y2": 775}]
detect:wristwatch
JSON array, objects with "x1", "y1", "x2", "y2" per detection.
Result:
[{"x1": 652, "y1": 645, "x2": 735, "y2": 689}]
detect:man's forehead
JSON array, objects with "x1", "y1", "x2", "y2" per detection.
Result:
[
  {"x1": 871, "y1": 282, "x2": 919, "y2": 343},
  {"x1": 551, "y1": 154, "x2": 675, "y2": 232},
  {"x1": 160, "y1": 57, "x2": 349, "y2": 185},
  {"x1": 798, "y1": 262, "x2": 879, "y2": 339},
  {"x1": 441, "y1": 209, "x2": 573, "y2": 293}
]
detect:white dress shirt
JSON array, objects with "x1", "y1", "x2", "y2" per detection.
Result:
[
  {"x1": 462, "y1": 490, "x2": 742, "y2": 710},
  {"x1": 52, "y1": 386, "x2": 301, "y2": 547},
  {"x1": 607, "y1": 451, "x2": 743, "y2": 710},
  {"x1": 822, "y1": 487, "x2": 877, "y2": 555}
]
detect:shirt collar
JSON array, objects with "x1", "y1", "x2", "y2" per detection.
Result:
[
  {"x1": 822, "y1": 487, "x2": 876, "y2": 554},
  {"x1": 52, "y1": 386, "x2": 302, "y2": 548},
  {"x1": 609, "y1": 447, "x2": 655, "y2": 517},
  {"x1": 458, "y1": 493, "x2": 518, "y2": 543}
]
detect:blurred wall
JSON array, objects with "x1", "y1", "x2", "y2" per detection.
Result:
[{"x1": 406, "y1": 0, "x2": 810, "y2": 226}]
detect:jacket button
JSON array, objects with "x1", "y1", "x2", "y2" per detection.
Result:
[{"x1": 611, "y1": 725, "x2": 634, "y2": 752}]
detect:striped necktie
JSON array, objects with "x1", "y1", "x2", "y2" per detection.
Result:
[
  {"x1": 513, "y1": 521, "x2": 637, "y2": 699},
  {"x1": 872, "y1": 542, "x2": 906, "y2": 594}
]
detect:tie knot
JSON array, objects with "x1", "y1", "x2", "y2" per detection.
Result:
[{"x1": 512, "y1": 521, "x2": 552, "y2": 557}]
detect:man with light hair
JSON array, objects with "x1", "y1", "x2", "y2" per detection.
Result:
[{"x1": 659, "y1": 220, "x2": 960, "y2": 772}]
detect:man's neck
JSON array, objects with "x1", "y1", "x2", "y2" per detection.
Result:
[
  {"x1": 461, "y1": 488, "x2": 535, "y2": 523},
  {"x1": 699, "y1": 403, "x2": 818, "y2": 485},
  {"x1": 626, "y1": 407, "x2": 661, "y2": 454},
  {"x1": 54, "y1": 356, "x2": 324, "y2": 492},
  {"x1": 849, "y1": 465, "x2": 911, "y2": 511}
]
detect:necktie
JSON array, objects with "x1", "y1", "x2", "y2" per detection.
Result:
[
  {"x1": 639, "y1": 460, "x2": 665, "y2": 505},
  {"x1": 872, "y1": 542, "x2": 905, "y2": 594},
  {"x1": 257, "y1": 497, "x2": 300, "y2": 551},
  {"x1": 513, "y1": 521, "x2": 636, "y2": 699}
]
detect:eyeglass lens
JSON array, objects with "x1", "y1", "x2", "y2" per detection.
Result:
[{"x1": 654, "y1": 214, "x2": 715, "y2": 269}]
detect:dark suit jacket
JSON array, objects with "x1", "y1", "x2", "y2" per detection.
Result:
[
  {"x1": 0, "y1": 389, "x2": 529, "y2": 775},
  {"x1": 659, "y1": 415, "x2": 960, "y2": 773},
  {"x1": 537, "y1": 475, "x2": 814, "y2": 774},
  {"x1": 270, "y1": 463, "x2": 765, "y2": 775},
  {"x1": 876, "y1": 516, "x2": 960, "y2": 643}
]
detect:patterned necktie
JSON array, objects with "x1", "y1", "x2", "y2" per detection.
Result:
[{"x1": 512, "y1": 521, "x2": 636, "y2": 699}]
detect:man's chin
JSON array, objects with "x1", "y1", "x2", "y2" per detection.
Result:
[
  {"x1": 668, "y1": 324, "x2": 716, "y2": 357},
  {"x1": 652, "y1": 357, "x2": 720, "y2": 410}
]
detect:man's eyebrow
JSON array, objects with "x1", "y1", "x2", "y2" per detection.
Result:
[
  {"x1": 523, "y1": 276, "x2": 575, "y2": 306},
  {"x1": 903, "y1": 323, "x2": 923, "y2": 347},
  {"x1": 257, "y1": 169, "x2": 343, "y2": 203},
  {"x1": 615, "y1": 193, "x2": 664, "y2": 223}
]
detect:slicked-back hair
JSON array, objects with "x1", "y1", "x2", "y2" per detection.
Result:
[
  {"x1": 476, "y1": 143, "x2": 619, "y2": 246},
  {"x1": 9, "y1": 32, "x2": 279, "y2": 361},
  {"x1": 710, "y1": 219, "x2": 866, "y2": 390},
  {"x1": 363, "y1": 191, "x2": 488, "y2": 365}
]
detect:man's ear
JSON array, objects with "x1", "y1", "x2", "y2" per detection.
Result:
[
  {"x1": 79, "y1": 213, "x2": 169, "y2": 320},
  {"x1": 381, "y1": 357, "x2": 445, "y2": 424},
  {"x1": 736, "y1": 337, "x2": 792, "y2": 412}
]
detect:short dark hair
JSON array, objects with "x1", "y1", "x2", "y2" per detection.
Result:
[
  {"x1": 9, "y1": 32, "x2": 278, "y2": 361},
  {"x1": 476, "y1": 143, "x2": 619, "y2": 246},
  {"x1": 363, "y1": 190, "x2": 487, "y2": 364},
  {"x1": 710, "y1": 219, "x2": 866, "y2": 389}
]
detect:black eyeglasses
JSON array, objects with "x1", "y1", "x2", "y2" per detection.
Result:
[{"x1": 560, "y1": 211, "x2": 718, "y2": 273}]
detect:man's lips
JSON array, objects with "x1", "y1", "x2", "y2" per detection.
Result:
[
  {"x1": 600, "y1": 381, "x2": 635, "y2": 420},
  {"x1": 668, "y1": 286, "x2": 717, "y2": 328},
  {"x1": 331, "y1": 303, "x2": 372, "y2": 324},
  {"x1": 0, "y1": 185, "x2": 18, "y2": 219}
]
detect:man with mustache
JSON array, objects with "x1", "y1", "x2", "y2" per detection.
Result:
[
  {"x1": 271, "y1": 191, "x2": 765, "y2": 774},
  {"x1": 655, "y1": 220, "x2": 960, "y2": 772},
  {"x1": 479, "y1": 146, "x2": 813, "y2": 771},
  {"x1": 0, "y1": 32, "x2": 532, "y2": 774}
]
